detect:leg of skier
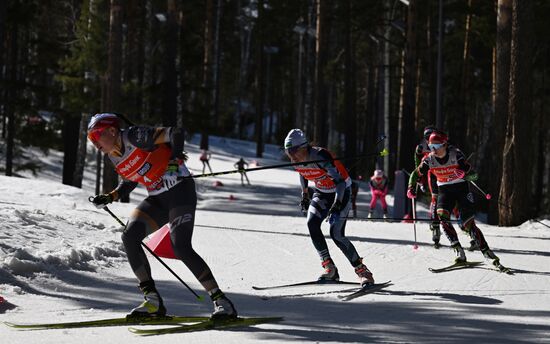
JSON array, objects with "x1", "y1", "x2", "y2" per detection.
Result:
[
  {"x1": 167, "y1": 179, "x2": 237, "y2": 319},
  {"x1": 307, "y1": 192, "x2": 339, "y2": 281},
  {"x1": 328, "y1": 191, "x2": 374, "y2": 287},
  {"x1": 437, "y1": 188, "x2": 466, "y2": 263}
]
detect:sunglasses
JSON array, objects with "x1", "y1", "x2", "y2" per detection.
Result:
[
  {"x1": 428, "y1": 143, "x2": 445, "y2": 151},
  {"x1": 286, "y1": 144, "x2": 306, "y2": 155}
]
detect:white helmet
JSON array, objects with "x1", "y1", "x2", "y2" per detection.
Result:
[
  {"x1": 373, "y1": 169, "x2": 384, "y2": 178},
  {"x1": 284, "y1": 129, "x2": 308, "y2": 149}
]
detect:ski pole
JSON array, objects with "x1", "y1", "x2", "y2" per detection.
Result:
[
  {"x1": 468, "y1": 185, "x2": 550, "y2": 229},
  {"x1": 179, "y1": 147, "x2": 389, "y2": 180},
  {"x1": 411, "y1": 186, "x2": 418, "y2": 250},
  {"x1": 469, "y1": 181, "x2": 491, "y2": 200},
  {"x1": 90, "y1": 199, "x2": 204, "y2": 301}
]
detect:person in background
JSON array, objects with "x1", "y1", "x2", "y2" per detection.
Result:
[
  {"x1": 284, "y1": 128, "x2": 375, "y2": 287},
  {"x1": 87, "y1": 113, "x2": 237, "y2": 319},
  {"x1": 368, "y1": 170, "x2": 389, "y2": 219},
  {"x1": 407, "y1": 130, "x2": 503, "y2": 269},
  {"x1": 414, "y1": 126, "x2": 441, "y2": 247},
  {"x1": 200, "y1": 149, "x2": 213, "y2": 174},
  {"x1": 234, "y1": 157, "x2": 251, "y2": 186}
]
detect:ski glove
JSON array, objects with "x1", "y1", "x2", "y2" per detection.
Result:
[
  {"x1": 166, "y1": 160, "x2": 179, "y2": 174},
  {"x1": 300, "y1": 193, "x2": 310, "y2": 214},
  {"x1": 327, "y1": 200, "x2": 342, "y2": 225},
  {"x1": 92, "y1": 194, "x2": 113, "y2": 209},
  {"x1": 407, "y1": 186, "x2": 417, "y2": 199},
  {"x1": 163, "y1": 160, "x2": 179, "y2": 189},
  {"x1": 464, "y1": 172, "x2": 478, "y2": 182}
]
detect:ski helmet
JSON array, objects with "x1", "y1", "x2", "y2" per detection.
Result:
[
  {"x1": 428, "y1": 131, "x2": 448, "y2": 145},
  {"x1": 423, "y1": 126, "x2": 437, "y2": 140},
  {"x1": 284, "y1": 129, "x2": 308, "y2": 150},
  {"x1": 87, "y1": 113, "x2": 120, "y2": 142},
  {"x1": 373, "y1": 169, "x2": 384, "y2": 178}
]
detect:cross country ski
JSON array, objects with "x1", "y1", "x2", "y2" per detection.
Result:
[
  {"x1": 428, "y1": 261, "x2": 483, "y2": 273},
  {"x1": 338, "y1": 281, "x2": 393, "y2": 301},
  {"x1": 128, "y1": 316, "x2": 283, "y2": 336},
  {"x1": 252, "y1": 280, "x2": 359, "y2": 290}
]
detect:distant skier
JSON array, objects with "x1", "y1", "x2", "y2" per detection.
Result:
[
  {"x1": 414, "y1": 126, "x2": 442, "y2": 246},
  {"x1": 407, "y1": 130, "x2": 502, "y2": 268},
  {"x1": 234, "y1": 157, "x2": 251, "y2": 186},
  {"x1": 87, "y1": 113, "x2": 237, "y2": 319},
  {"x1": 368, "y1": 170, "x2": 389, "y2": 219},
  {"x1": 284, "y1": 128, "x2": 375, "y2": 287},
  {"x1": 200, "y1": 149, "x2": 213, "y2": 174}
]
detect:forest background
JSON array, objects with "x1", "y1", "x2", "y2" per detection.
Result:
[{"x1": 0, "y1": 0, "x2": 548, "y2": 226}]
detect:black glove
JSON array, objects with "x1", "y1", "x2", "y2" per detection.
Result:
[
  {"x1": 300, "y1": 193, "x2": 310, "y2": 214},
  {"x1": 327, "y1": 200, "x2": 343, "y2": 224},
  {"x1": 92, "y1": 194, "x2": 113, "y2": 209}
]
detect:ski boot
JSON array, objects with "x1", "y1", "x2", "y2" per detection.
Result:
[
  {"x1": 318, "y1": 258, "x2": 340, "y2": 282},
  {"x1": 383, "y1": 211, "x2": 388, "y2": 220},
  {"x1": 482, "y1": 248, "x2": 500, "y2": 266},
  {"x1": 467, "y1": 239, "x2": 479, "y2": 252},
  {"x1": 353, "y1": 258, "x2": 374, "y2": 287},
  {"x1": 368, "y1": 211, "x2": 373, "y2": 219},
  {"x1": 430, "y1": 223, "x2": 441, "y2": 248},
  {"x1": 452, "y1": 243, "x2": 467, "y2": 264},
  {"x1": 129, "y1": 281, "x2": 166, "y2": 317},
  {"x1": 210, "y1": 290, "x2": 238, "y2": 320}
]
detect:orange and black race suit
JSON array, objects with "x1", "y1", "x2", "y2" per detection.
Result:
[{"x1": 108, "y1": 126, "x2": 190, "y2": 197}]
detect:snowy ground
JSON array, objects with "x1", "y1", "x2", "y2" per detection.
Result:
[{"x1": 1, "y1": 135, "x2": 550, "y2": 344}]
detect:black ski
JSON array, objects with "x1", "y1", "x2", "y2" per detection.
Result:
[
  {"x1": 428, "y1": 261, "x2": 483, "y2": 273},
  {"x1": 252, "y1": 280, "x2": 358, "y2": 290},
  {"x1": 260, "y1": 287, "x2": 361, "y2": 300},
  {"x1": 338, "y1": 281, "x2": 392, "y2": 301}
]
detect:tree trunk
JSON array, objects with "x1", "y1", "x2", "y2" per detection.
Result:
[
  {"x1": 344, "y1": 0, "x2": 356, "y2": 177},
  {"x1": 211, "y1": 0, "x2": 223, "y2": 132},
  {"x1": 162, "y1": 0, "x2": 178, "y2": 127},
  {"x1": 103, "y1": 0, "x2": 123, "y2": 194},
  {"x1": 201, "y1": 0, "x2": 214, "y2": 154},
  {"x1": 72, "y1": 113, "x2": 91, "y2": 188},
  {"x1": 0, "y1": 0, "x2": 6, "y2": 139},
  {"x1": 397, "y1": 0, "x2": 417, "y2": 173},
  {"x1": 5, "y1": 19, "x2": 17, "y2": 177},
  {"x1": 456, "y1": 0, "x2": 472, "y2": 150},
  {"x1": 255, "y1": 0, "x2": 265, "y2": 157},
  {"x1": 486, "y1": 0, "x2": 511, "y2": 224},
  {"x1": 499, "y1": 0, "x2": 534, "y2": 225},
  {"x1": 62, "y1": 115, "x2": 80, "y2": 185},
  {"x1": 313, "y1": 0, "x2": 330, "y2": 146}
]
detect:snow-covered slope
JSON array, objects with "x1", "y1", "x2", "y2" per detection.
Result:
[{"x1": 1, "y1": 136, "x2": 549, "y2": 344}]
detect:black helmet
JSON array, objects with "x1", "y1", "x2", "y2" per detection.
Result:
[{"x1": 423, "y1": 126, "x2": 437, "y2": 140}]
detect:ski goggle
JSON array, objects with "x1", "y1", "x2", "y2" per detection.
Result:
[
  {"x1": 87, "y1": 128, "x2": 107, "y2": 144},
  {"x1": 428, "y1": 142, "x2": 445, "y2": 151},
  {"x1": 285, "y1": 143, "x2": 307, "y2": 155}
]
